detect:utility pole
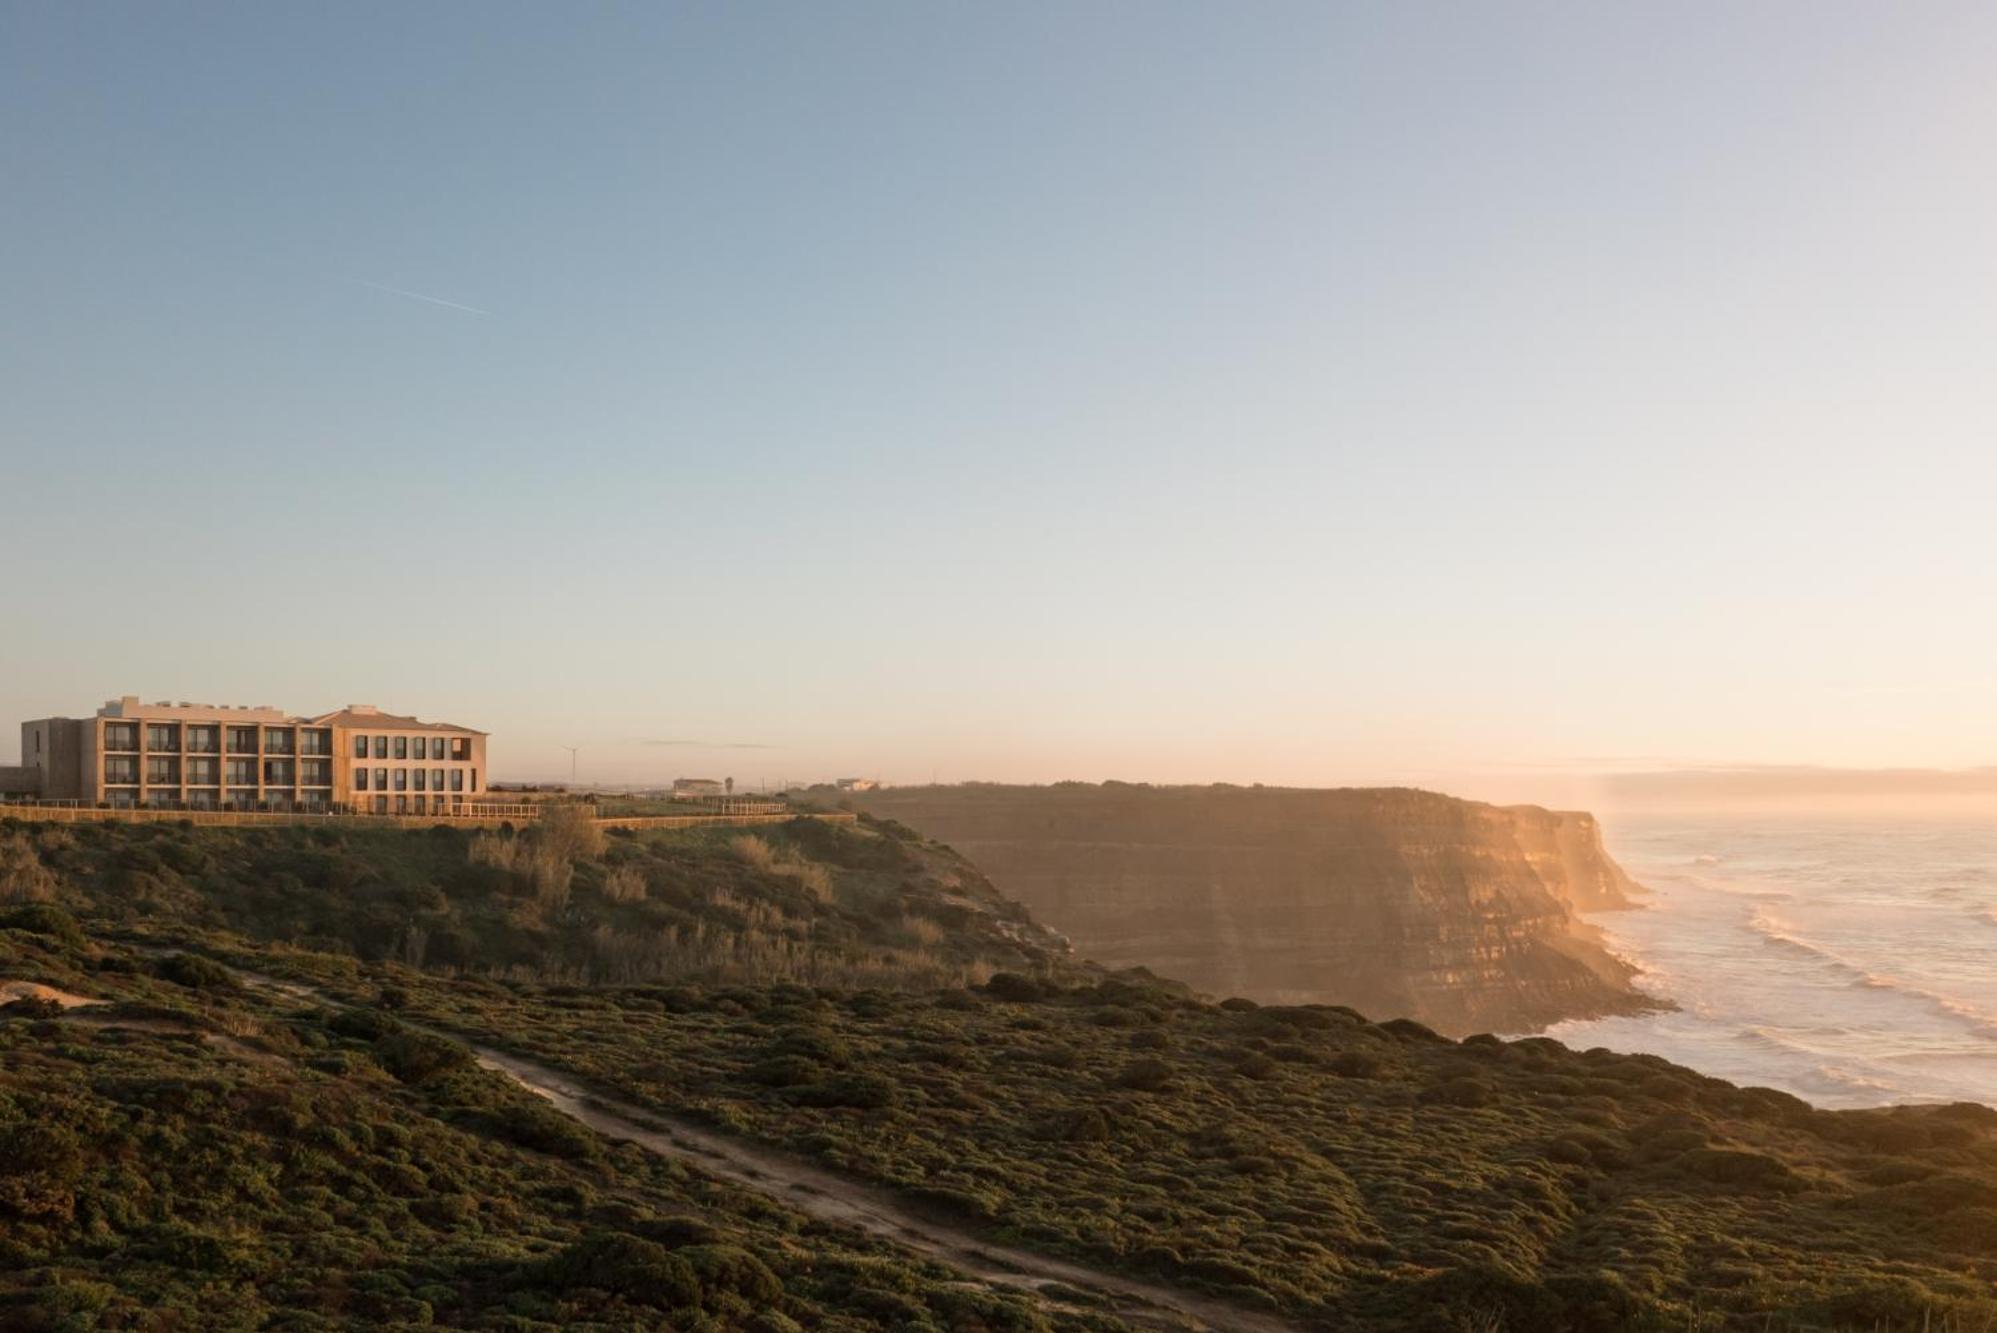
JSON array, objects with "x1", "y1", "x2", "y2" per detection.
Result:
[{"x1": 561, "y1": 745, "x2": 580, "y2": 789}]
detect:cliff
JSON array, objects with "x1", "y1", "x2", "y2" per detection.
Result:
[{"x1": 843, "y1": 782, "x2": 1656, "y2": 1035}]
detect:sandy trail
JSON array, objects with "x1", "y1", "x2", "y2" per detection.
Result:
[
  {"x1": 1, "y1": 979, "x2": 107, "y2": 1008},
  {"x1": 219, "y1": 962, "x2": 1302, "y2": 1333}
]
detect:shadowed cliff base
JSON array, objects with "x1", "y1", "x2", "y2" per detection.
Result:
[{"x1": 835, "y1": 782, "x2": 1664, "y2": 1037}]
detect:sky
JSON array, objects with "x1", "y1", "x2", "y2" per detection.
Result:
[{"x1": 4, "y1": 3, "x2": 1995, "y2": 804}]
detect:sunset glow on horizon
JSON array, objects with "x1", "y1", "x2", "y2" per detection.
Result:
[{"x1": 6, "y1": 4, "x2": 1995, "y2": 798}]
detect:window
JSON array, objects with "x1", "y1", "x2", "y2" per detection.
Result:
[
  {"x1": 104, "y1": 723, "x2": 138, "y2": 752},
  {"x1": 264, "y1": 759, "x2": 293, "y2": 785},
  {"x1": 264, "y1": 727, "x2": 294, "y2": 754},
  {"x1": 413, "y1": 768, "x2": 426, "y2": 791},
  {"x1": 374, "y1": 767, "x2": 388, "y2": 791},
  {"x1": 372, "y1": 736, "x2": 387, "y2": 759},
  {"x1": 146, "y1": 757, "x2": 178, "y2": 785},
  {"x1": 301, "y1": 759, "x2": 331, "y2": 786},
  {"x1": 373, "y1": 796, "x2": 388, "y2": 815},
  {"x1": 393, "y1": 736, "x2": 408, "y2": 760},
  {"x1": 450, "y1": 769, "x2": 464, "y2": 792},
  {"x1": 432, "y1": 769, "x2": 444, "y2": 792},
  {"x1": 187, "y1": 726, "x2": 219, "y2": 753},
  {"x1": 187, "y1": 757, "x2": 218, "y2": 786},
  {"x1": 226, "y1": 759, "x2": 256, "y2": 786},
  {"x1": 354, "y1": 735, "x2": 369, "y2": 759},
  {"x1": 451, "y1": 737, "x2": 471, "y2": 761},
  {"x1": 104, "y1": 757, "x2": 139, "y2": 784},
  {"x1": 146, "y1": 724, "x2": 179, "y2": 752},
  {"x1": 394, "y1": 795, "x2": 408, "y2": 814},
  {"x1": 470, "y1": 768, "x2": 477, "y2": 791},
  {"x1": 393, "y1": 769, "x2": 408, "y2": 790},
  {"x1": 228, "y1": 727, "x2": 259, "y2": 754},
  {"x1": 355, "y1": 768, "x2": 369, "y2": 791}
]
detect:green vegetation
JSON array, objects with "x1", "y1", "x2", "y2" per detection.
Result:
[
  {"x1": 5, "y1": 817, "x2": 1997, "y2": 1331},
  {"x1": 0, "y1": 937, "x2": 1118, "y2": 1330},
  {"x1": 0, "y1": 868, "x2": 1119, "y2": 1329},
  {"x1": 1, "y1": 814, "x2": 1064, "y2": 990}
]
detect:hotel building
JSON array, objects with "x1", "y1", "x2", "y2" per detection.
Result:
[{"x1": 9, "y1": 697, "x2": 487, "y2": 814}]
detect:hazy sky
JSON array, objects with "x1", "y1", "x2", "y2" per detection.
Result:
[{"x1": 5, "y1": 4, "x2": 1995, "y2": 801}]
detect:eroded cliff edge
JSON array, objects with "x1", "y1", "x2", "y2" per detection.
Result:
[{"x1": 844, "y1": 782, "x2": 1660, "y2": 1036}]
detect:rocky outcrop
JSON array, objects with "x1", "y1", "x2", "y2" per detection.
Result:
[
  {"x1": 845, "y1": 783, "x2": 1658, "y2": 1036},
  {"x1": 1501, "y1": 804, "x2": 1644, "y2": 913}
]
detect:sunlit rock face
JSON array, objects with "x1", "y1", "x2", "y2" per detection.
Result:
[{"x1": 847, "y1": 783, "x2": 1654, "y2": 1036}]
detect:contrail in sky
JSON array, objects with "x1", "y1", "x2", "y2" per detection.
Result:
[
  {"x1": 349, "y1": 278, "x2": 491, "y2": 316},
  {"x1": 644, "y1": 739, "x2": 779, "y2": 750}
]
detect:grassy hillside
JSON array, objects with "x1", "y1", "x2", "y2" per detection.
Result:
[
  {"x1": 0, "y1": 903, "x2": 1118, "y2": 1330},
  {"x1": 5, "y1": 812, "x2": 1068, "y2": 991},
  {"x1": 4, "y1": 817, "x2": 1996, "y2": 1331}
]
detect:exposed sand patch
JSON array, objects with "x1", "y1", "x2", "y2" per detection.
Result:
[{"x1": 0, "y1": 979, "x2": 105, "y2": 1009}]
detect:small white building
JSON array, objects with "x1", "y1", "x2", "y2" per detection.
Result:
[{"x1": 672, "y1": 777, "x2": 728, "y2": 801}]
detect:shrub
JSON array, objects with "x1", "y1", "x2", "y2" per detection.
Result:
[
  {"x1": 1799, "y1": 1276, "x2": 1953, "y2": 1329},
  {"x1": 678, "y1": 1244, "x2": 782, "y2": 1306},
  {"x1": 1233, "y1": 1051, "x2": 1279, "y2": 1080},
  {"x1": 1038, "y1": 1106, "x2": 1114, "y2": 1143},
  {"x1": 0, "y1": 903, "x2": 86, "y2": 948},
  {"x1": 537, "y1": 804, "x2": 607, "y2": 863},
  {"x1": 480, "y1": 1102, "x2": 600, "y2": 1160},
  {"x1": 602, "y1": 865, "x2": 648, "y2": 903},
  {"x1": 794, "y1": 1073, "x2": 897, "y2": 1110},
  {"x1": 748, "y1": 1055, "x2": 823, "y2": 1088},
  {"x1": 0, "y1": 836, "x2": 58, "y2": 904},
  {"x1": 330, "y1": 1007, "x2": 402, "y2": 1042},
  {"x1": 0, "y1": 996, "x2": 64, "y2": 1020},
  {"x1": 373, "y1": 1030, "x2": 475, "y2": 1085},
  {"x1": 542, "y1": 1230, "x2": 701, "y2": 1309},
  {"x1": 730, "y1": 835, "x2": 834, "y2": 902},
  {"x1": 983, "y1": 973, "x2": 1046, "y2": 1003},
  {"x1": 1418, "y1": 1075, "x2": 1491, "y2": 1108},
  {"x1": 154, "y1": 953, "x2": 237, "y2": 991},
  {"x1": 1114, "y1": 1058, "x2": 1177, "y2": 1092},
  {"x1": 1676, "y1": 1148, "x2": 1797, "y2": 1190},
  {"x1": 1329, "y1": 1050, "x2": 1383, "y2": 1078}
]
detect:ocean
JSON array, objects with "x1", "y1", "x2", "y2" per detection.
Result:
[{"x1": 1542, "y1": 813, "x2": 1997, "y2": 1109}]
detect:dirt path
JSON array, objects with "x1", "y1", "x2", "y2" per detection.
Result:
[{"x1": 221, "y1": 964, "x2": 1303, "y2": 1333}]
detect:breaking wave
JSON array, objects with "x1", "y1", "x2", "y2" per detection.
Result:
[{"x1": 1554, "y1": 816, "x2": 1997, "y2": 1108}]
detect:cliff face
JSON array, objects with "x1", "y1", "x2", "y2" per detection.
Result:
[{"x1": 846, "y1": 783, "x2": 1655, "y2": 1036}]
